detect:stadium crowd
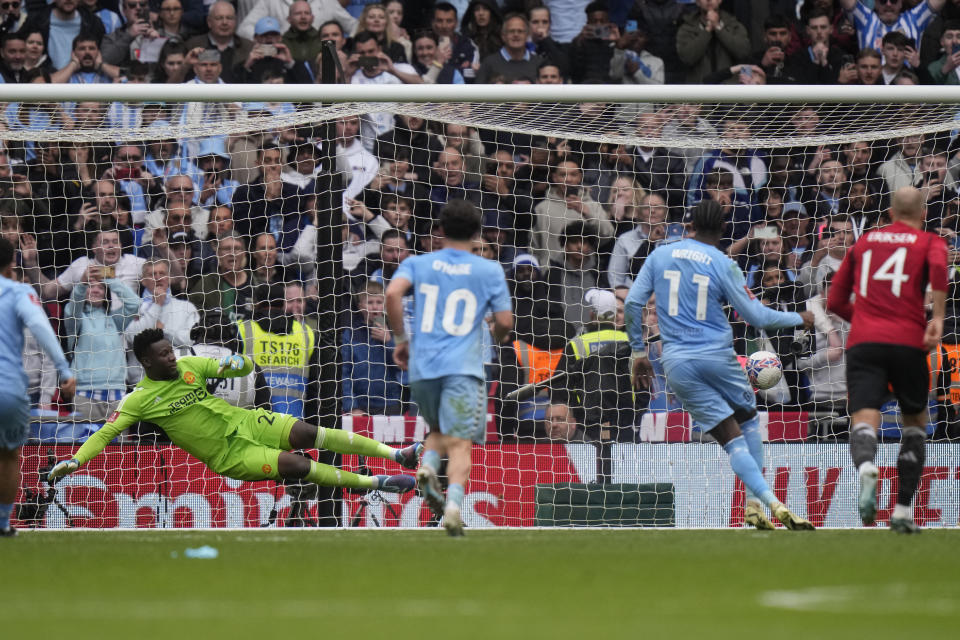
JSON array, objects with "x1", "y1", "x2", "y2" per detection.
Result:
[{"x1": 3, "y1": 0, "x2": 960, "y2": 443}]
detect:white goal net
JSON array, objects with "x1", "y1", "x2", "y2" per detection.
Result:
[{"x1": 6, "y1": 85, "x2": 960, "y2": 529}]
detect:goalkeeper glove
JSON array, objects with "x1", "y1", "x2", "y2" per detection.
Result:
[
  {"x1": 48, "y1": 458, "x2": 79, "y2": 483},
  {"x1": 217, "y1": 354, "x2": 245, "y2": 375}
]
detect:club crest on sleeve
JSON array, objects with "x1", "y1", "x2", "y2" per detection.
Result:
[
  {"x1": 107, "y1": 411, "x2": 120, "y2": 423},
  {"x1": 28, "y1": 292, "x2": 41, "y2": 306},
  {"x1": 183, "y1": 371, "x2": 196, "y2": 384}
]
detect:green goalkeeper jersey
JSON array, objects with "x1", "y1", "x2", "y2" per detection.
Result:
[{"x1": 73, "y1": 356, "x2": 255, "y2": 467}]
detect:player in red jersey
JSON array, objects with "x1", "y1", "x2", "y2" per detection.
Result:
[{"x1": 827, "y1": 187, "x2": 948, "y2": 533}]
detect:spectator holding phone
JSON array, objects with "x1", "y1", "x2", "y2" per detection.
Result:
[
  {"x1": 235, "y1": 16, "x2": 298, "y2": 84},
  {"x1": 928, "y1": 20, "x2": 960, "y2": 83},
  {"x1": 101, "y1": 0, "x2": 159, "y2": 66},
  {"x1": 341, "y1": 279, "x2": 404, "y2": 416},
  {"x1": 570, "y1": 2, "x2": 619, "y2": 83}
]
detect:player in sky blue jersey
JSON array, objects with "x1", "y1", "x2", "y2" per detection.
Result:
[
  {"x1": 0, "y1": 238, "x2": 76, "y2": 537},
  {"x1": 625, "y1": 201, "x2": 817, "y2": 531},
  {"x1": 386, "y1": 200, "x2": 513, "y2": 536}
]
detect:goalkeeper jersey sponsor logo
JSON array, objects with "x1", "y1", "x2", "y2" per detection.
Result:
[{"x1": 167, "y1": 387, "x2": 208, "y2": 414}]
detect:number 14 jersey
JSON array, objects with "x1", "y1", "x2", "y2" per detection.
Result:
[
  {"x1": 828, "y1": 221, "x2": 948, "y2": 350},
  {"x1": 394, "y1": 248, "x2": 511, "y2": 383}
]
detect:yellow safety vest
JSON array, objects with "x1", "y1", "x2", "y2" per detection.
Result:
[
  {"x1": 237, "y1": 319, "x2": 316, "y2": 418},
  {"x1": 568, "y1": 329, "x2": 629, "y2": 360}
]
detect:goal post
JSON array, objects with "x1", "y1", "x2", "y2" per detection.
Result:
[{"x1": 5, "y1": 84, "x2": 960, "y2": 529}]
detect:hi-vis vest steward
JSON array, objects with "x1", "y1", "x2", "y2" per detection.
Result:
[
  {"x1": 512, "y1": 340, "x2": 563, "y2": 386},
  {"x1": 568, "y1": 329, "x2": 629, "y2": 360},
  {"x1": 238, "y1": 319, "x2": 315, "y2": 418}
]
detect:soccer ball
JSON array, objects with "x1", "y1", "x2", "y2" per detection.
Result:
[{"x1": 746, "y1": 351, "x2": 782, "y2": 390}]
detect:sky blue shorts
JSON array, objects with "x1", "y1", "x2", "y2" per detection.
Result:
[
  {"x1": 0, "y1": 391, "x2": 30, "y2": 450},
  {"x1": 410, "y1": 375, "x2": 487, "y2": 443},
  {"x1": 662, "y1": 353, "x2": 756, "y2": 432}
]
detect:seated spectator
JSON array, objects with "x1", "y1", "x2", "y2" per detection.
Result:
[
  {"x1": 145, "y1": 173, "x2": 210, "y2": 240},
  {"x1": 478, "y1": 148, "x2": 534, "y2": 247},
  {"x1": 546, "y1": 221, "x2": 607, "y2": 331},
  {"x1": 71, "y1": 178, "x2": 136, "y2": 253},
  {"x1": 700, "y1": 168, "x2": 758, "y2": 246},
  {"x1": 50, "y1": 33, "x2": 121, "y2": 84},
  {"x1": 281, "y1": 1, "x2": 322, "y2": 65},
  {"x1": 154, "y1": 40, "x2": 189, "y2": 83},
  {"x1": 21, "y1": 0, "x2": 106, "y2": 71},
  {"x1": 435, "y1": 122, "x2": 485, "y2": 184},
  {"x1": 747, "y1": 14, "x2": 798, "y2": 84},
  {"x1": 63, "y1": 270, "x2": 140, "y2": 421},
  {"x1": 250, "y1": 231, "x2": 293, "y2": 287},
  {"x1": 462, "y1": 0, "x2": 503, "y2": 60},
  {"x1": 21, "y1": 30, "x2": 53, "y2": 75},
  {"x1": 283, "y1": 281, "x2": 318, "y2": 333},
  {"x1": 336, "y1": 115, "x2": 380, "y2": 210},
  {"x1": 0, "y1": 32, "x2": 27, "y2": 84},
  {"x1": 23, "y1": 227, "x2": 145, "y2": 301},
  {"x1": 349, "y1": 31, "x2": 421, "y2": 144},
  {"x1": 569, "y1": 2, "x2": 619, "y2": 84},
  {"x1": 608, "y1": 192, "x2": 667, "y2": 289},
  {"x1": 786, "y1": 8, "x2": 849, "y2": 84},
  {"x1": 125, "y1": 258, "x2": 199, "y2": 361},
  {"x1": 600, "y1": 175, "x2": 644, "y2": 238},
  {"x1": 154, "y1": 0, "x2": 192, "y2": 43},
  {"x1": 527, "y1": 5, "x2": 570, "y2": 78},
  {"x1": 198, "y1": 204, "x2": 233, "y2": 271},
  {"x1": 536, "y1": 60, "x2": 564, "y2": 83},
  {"x1": 878, "y1": 134, "x2": 923, "y2": 194},
  {"x1": 688, "y1": 117, "x2": 768, "y2": 206},
  {"x1": 804, "y1": 159, "x2": 849, "y2": 219},
  {"x1": 855, "y1": 46, "x2": 883, "y2": 84},
  {"x1": 234, "y1": 16, "x2": 302, "y2": 84},
  {"x1": 194, "y1": 138, "x2": 239, "y2": 208},
  {"x1": 232, "y1": 144, "x2": 308, "y2": 253},
  {"x1": 423, "y1": 145, "x2": 481, "y2": 225},
  {"x1": 188, "y1": 231, "x2": 254, "y2": 320},
  {"x1": 380, "y1": 194, "x2": 416, "y2": 246},
  {"x1": 541, "y1": 403, "x2": 588, "y2": 442},
  {"x1": 430, "y1": 1, "x2": 479, "y2": 82},
  {"x1": 143, "y1": 124, "x2": 202, "y2": 190},
  {"x1": 796, "y1": 213, "x2": 855, "y2": 297},
  {"x1": 797, "y1": 273, "x2": 849, "y2": 412},
  {"x1": 341, "y1": 279, "x2": 404, "y2": 416},
  {"x1": 917, "y1": 147, "x2": 958, "y2": 230},
  {"x1": 676, "y1": 0, "x2": 751, "y2": 84},
  {"x1": 350, "y1": 3, "x2": 407, "y2": 63},
  {"x1": 238, "y1": 0, "x2": 355, "y2": 43},
  {"x1": 101, "y1": 0, "x2": 159, "y2": 66},
  {"x1": 366, "y1": 227, "x2": 410, "y2": 285},
  {"x1": 532, "y1": 155, "x2": 613, "y2": 266},
  {"x1": 610, "y1": 23, "x2": 664, "y2": 90},
  {"x1": 104, "y1": 143, "x2": 158, "y2": 225},
  {"x1": 375, "y1": 114, "x2": 443, "y2": 184},
  {"x1": 184, "y1": 1, "x2": 252, "y2": 83},
  {"x1": 411, "y1": 30, "x2": 464, "y2": 84},
  {"x1": 879, "y1": 30, "x2": 912, "y2": 83},
  {"x1": 476, "y1": 13, "x2": 543, "y2": 83},
  {"x1": 928, "y1": 20, "x2": 960, "y2": 84}
]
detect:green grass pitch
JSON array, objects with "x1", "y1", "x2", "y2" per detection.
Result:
[{"x1": 3, "y1": 529, "x2": 958, "y2": 639}]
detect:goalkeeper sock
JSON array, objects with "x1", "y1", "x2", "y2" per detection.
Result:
[
  {"x1": 446, "y1": 483, "x2": 465, "y2": 509},
  {"x1": 723, "y1": 436, "x2": 776, "y2": 507},
  {"x1": 850, "y1": 422, "x2": 878, "y2": 471},
  {"x1": 896, "y1": 426, "x2": 926, "y2": 512},
  {"x1": 315, "y1": 427, "x2": 396, "y2": 460},
  {"x1": 0, "y1": 502, "x2": 11, "y2": 530},
  {"x1": 422, "y1": 449, "x2": 441, "y2": 474},
  {"x1": 305, "y1": 460, "x2": 376, "y2": 490},
  {"x1": 739, "y1": 416, "x2": 765, "y2": 502}
]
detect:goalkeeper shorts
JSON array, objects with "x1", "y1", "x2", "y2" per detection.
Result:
[
  {"x1": 0, "y1": 390, "x2": 29, "y2": 450},
  {"x1": 213, "y1": 409, "x2": 298, "y2": 481}
]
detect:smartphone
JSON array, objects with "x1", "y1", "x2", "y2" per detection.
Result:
[
  {"x1": 625, "y1": 20, "x2": 638, "y2": 33},
  {"x1": 741, "y1": 66, "x2": 753, "y2": 77},
  {"x1": 260, "y1": 44, "x2": 277, "y2": 57},
  {"x1": 358, "y1": 55, "x2": 380, "y2": 68},
  {"x1": 953, "y1": 43, "x2": 960, "y2": 54},
  {"x1": 593, "y1": 24, "x2": 610, "y2": 39},
  {"x1": 754, "y1": 226, "x2": 778, "y2": 240},
  {"x1": 102, "y1": 265, "x2": 116, "y2": 279},
  {"x1": 840, "y1": 54, "x2": 855, "y2": 68}
]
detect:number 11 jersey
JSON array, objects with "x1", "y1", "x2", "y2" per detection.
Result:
[
  {"x1": 394, "y1": 248, "x2": 511, "y2": 383},
  {"x1": 828, "y1": 221, "x2": 948, "y2": 350}
]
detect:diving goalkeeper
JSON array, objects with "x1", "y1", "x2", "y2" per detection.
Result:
[{"x1": 48, "y1": 328, "x2": 420, "y2": 492}]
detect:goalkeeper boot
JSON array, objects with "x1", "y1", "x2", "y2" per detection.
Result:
[
  {"x1": 396, "y1": 442, "x2": 424, "y2": 470},
  {"x1": 889, "y1": 516, "x2": 921, "y2": 535},
  {"x1": 772, "y1": 502, "x2": 816, "y2": 531},
  {"x1": 443, "y1": 503, "x2": 464, "y2": 537},
  {"x1": 375, "y1": 474, "x2": 416, "y2": 494},
  {"x1": 858, "y1": 462, "x2": 879, "y2": 526},
  {"x1": 0, "y1": 525, "x2": 17, "y2": 538},
  {"x1": 744, "y1": 499, "x2": 776, "y2": 530},
  {"x1": 416, "y1": 465, "x2": 446, "y2": 520}
]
